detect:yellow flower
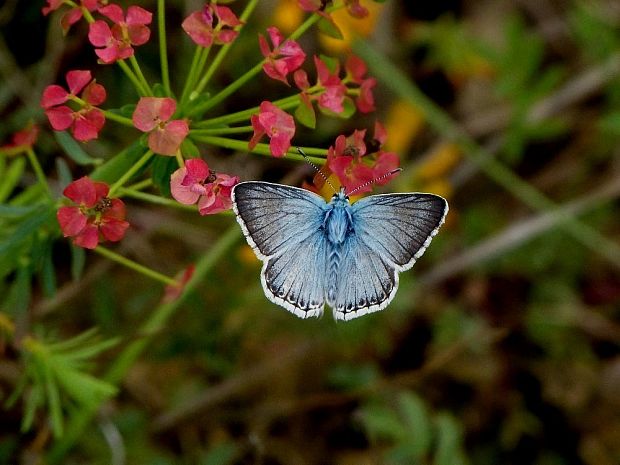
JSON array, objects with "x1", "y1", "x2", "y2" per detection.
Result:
[
  {"x1": 319, "y1": 1, "x2": 384, "y2": 52},
  {"x1": 272, "y1": 0, "x2": 305, "y2": 34},
  {"x1": 383, "y1": 100, "x2": 426, "y2": 154}
]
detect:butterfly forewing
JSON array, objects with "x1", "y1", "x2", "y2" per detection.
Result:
[
  {"x1": 232, "y1": 181, "x2": 329, "y2": 318},
  {"x1": 351, "y1": 194, "x2": 448, "y2": 270},
  {"x1": 232, "y1": 182, "x2": 326, "y2": 258}
]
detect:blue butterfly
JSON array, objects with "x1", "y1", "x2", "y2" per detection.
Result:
[{"x1": 231, "y1": 182, "x2": 448, "y2": 321}]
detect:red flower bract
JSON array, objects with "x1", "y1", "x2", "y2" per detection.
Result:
[
  {"x1": 43, "y1": 0, "x2": 100, "y2": 34},
  {"x1": 41, "y1": 70, "x2": 106, "y2": 142},
  {"x1": 88, "y1": 4, "x2": 152, "y2": 64},
  {"x1": 170, "y1": 159, "x2": 239, "y2": 215},
  {"x1": 132, "y1": 97, "x2": 189, "y2": 156},
  {"x1": 326, "y1": 124, "x2": 400, "y2": 194},
  {"x1": 259, "y1": 26, "x2": 306, "y2": 85},
  {"x1": 56, "y1": 176, "x2": 129, "y2": 249},
  {"x1": 248, "y1": 101, "x2": 296, "y2": 157},
  {"x1": 182, "y1": 4, "x2": 242, "y2": 48},
  {"x1": 0, "y1": 123, "x2": 39, "y2": 155}
]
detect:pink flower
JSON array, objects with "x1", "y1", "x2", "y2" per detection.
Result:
[
  {"x1": 182, "y1": 4, "x2": 243, "y2": 48},
  {"x1": 88, "y1": 4, "x2": 152, "y2": 64},
  {"x1": 0, "y1": 123, "x2": 39, "y2": 155},
  {"x1": 41, "y1": 70, "x2": 106, "y2": 142},
  {"x1": 170, "y1": 158, "x2": 239, "y2": 215},
  {"x1": 56, "y1": 176, "x2": 129, "y2": 249},
  {"x1": 248, "y1": 101, "x2": 296, "y2": 157},
  {"x1": 42, "y1": 0, "x2": 101, "y2": 34},
  {"x1": 132, "y1": 97, "x2": 189, "y2": 156},
  {"x1": 345, "y1": 55, "x2": 376, "y2": 113},
  {"x1": 314, "y1": 56, "x2": 346, "y2": 114},
  {"x1": 327, "y1": 124, "x2": 400, "y2": 194},
  {"x1": 259, "y1": 26, "x2": 306, "y2": 85}
]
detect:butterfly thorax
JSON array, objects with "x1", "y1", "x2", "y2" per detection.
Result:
[{"x1": 323, "y1": 191, "x2": 353, "y2": 245}]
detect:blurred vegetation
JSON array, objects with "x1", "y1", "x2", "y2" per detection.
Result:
[{"x1": 1, "y1": 0, "x2": 619, "y2": 464}]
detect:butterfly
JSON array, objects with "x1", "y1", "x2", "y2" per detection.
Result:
[{"x1": 231, "y1": 182, "x2": 448, "y2": 321}]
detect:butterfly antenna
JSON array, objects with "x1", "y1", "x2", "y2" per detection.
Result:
[
  {"x1": 347, "y1": 168, "x2": 403, "y2": 196},
  {"x1": 296, "y1": 147, "x2": 337, "y2": 194}
]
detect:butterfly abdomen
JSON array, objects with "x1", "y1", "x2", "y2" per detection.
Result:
[{"x1": 323, "y1": 202, "x2": 354, "y2": 303}]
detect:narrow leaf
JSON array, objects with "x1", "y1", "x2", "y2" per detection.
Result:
[{"x1": 54, "y1": 131, "x2": 102, "y2": 166}]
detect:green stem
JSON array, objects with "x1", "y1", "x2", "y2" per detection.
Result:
[
  {"x1": 126, "y1": 178, "x2": 153, "y2": 191},
  {"x1": 157, "y1": 0, "x2": 171, "y2": 96},
  {"x1": 117, "y1": 187, "x2": 196, "y2": 211},
  {"x1": 47, "y1": 225, "x2": 242, "y2": 464},
  {"x1": 188, "y1": 62, "x2": 265, "y2": 117},
  {"x1": 194, "y1": 0, "x2": 261, "y2": 97},
  {"x1": 129, "y1": 55, "x2": 152, "y2": 96},
  {"x1": 25, "y1": 149, "x2": 51, "y2": 197},
  {"x1": 93, "y1": 246, "x2": 177, "y2": 286},
  {"x1": 194, "y1": 93, "x2": 304, "y2": 128},
  {"x1": 189, "y1": 10, "x2": 324, "y2": 118},
  {"x1": 102, "y1": 110, "x2": 134, "y2": 126},
  {"x1": 180, "y1": 47, "x2": 205, "y2": 106},
  {"x1": 353, "y1": 40, "x2": 620, "y2": 269},
  {"x1": 108, "y1": 150, "x2": 154, "y2": 197},
  {"x1": 117, "y1": 60, "x2": 149, "y2": 96},
  {"x1": 191, "y1": 135, "x2": 326, "y2": 163},
  {"x1": 190, "y1": 126, "x2": 254, "y2": 136}
]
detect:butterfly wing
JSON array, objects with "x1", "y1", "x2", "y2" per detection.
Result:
[
  {"x1": 330, "y1": 193, "x2": 448, "y2": 321},
  {"x1": 231, "y1": 181, "x2": 329, "y2": 318}
]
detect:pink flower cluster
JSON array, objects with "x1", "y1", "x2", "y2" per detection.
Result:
[
  {"x1": 170, "y1": 159, "x2": 239, "y2": 215},
  {"x1": 259, "y1": 27, "x2": 306, "y2": 85},
  {"x1": 41, "y1": 70, "x2": 106, "y2": 142},
  {"x1": 57, "y1": 177, "x2": 129, "y2": 249},
  {"x1": 182, "y1": 4, "x2": 243, "y2": 47},
  {"x1": 132, "y1": 97, "x2": 189, "y2": 156},
  {"x1": 327, "y1": 122, "x2": 399, "y2": 194}
]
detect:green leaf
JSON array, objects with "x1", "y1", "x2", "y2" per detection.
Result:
[
  {"x1": 44, "y1": 363, "x2": 64, "y2": 437},
  {"x1": 117, "y1": 104, "x2": 137, "y2": 118},
  {"x1": 434, "y1": 413, "x2": 466, "y2": 465},
  {"x1": 90, "y1": 140, "x2": 146, "y2": 183},
  {"x1": 294, "y1": 100, "x2": 317, "y2": 129},
  {"x1": 399, "y1": 392, "x2": 432, "y2": 458},
  {"x1": 55, "y1": 157, "x2": 73, "y2": 188},
  {"x1": 3, "y1": 263, "x2": 31, "y2": 316},
  {"x1": 54, "y1": 131, "x2": 103, "y2": 166},
  {"x1": 0, "y1": 158, "x2": 25, "y2": 203},
  {"x1": 0, "y1": 204, "x2": 39, "y2": 219},
  {"x1": 201, "y1": 442, "x2": 240, "y2": 465},
  {"x1": 0, "y1": 206, "x2": 55, "y2": 270},
  {"x1": 359, "y1": 401, "x2": 405, "y2": 442},
  {"x1": 152, "y1": 83, "x2": 168, "y2": 97},
  {"x1": 181, "y1": 137, "x2": 200, "y2": 157},
  {"x1": 318, "y1": 15, "x2": 344, "y2": 40},
  {"x1": 40, "y1": 240, "x2": 57, "y2": 297},
  {"x1": 327, "y1": 363, "x2": 379, "y2": 390},
  {"x1": 152, "y1": 155, "x2": 178, "y2": 197}
]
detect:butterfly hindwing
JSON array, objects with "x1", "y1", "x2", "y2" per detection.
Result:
[
  {"x1": 232, "y1": 181, "x2": 329, "y2": 318},
  {"x1": 330, "y1": 193, "x2": 448, "y2": 321}
]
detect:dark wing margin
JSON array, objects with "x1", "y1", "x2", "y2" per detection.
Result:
[
  {"x1": 231, "y1": 181, "x2": 327, "y2": 259},
  {"x1": 261, "y1": 231, "x2": 328, "y2": 318}
]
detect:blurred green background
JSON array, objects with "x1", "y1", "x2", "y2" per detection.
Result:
[{"x1": 1, "y1": 0, "x2": 619, "y2": 464}]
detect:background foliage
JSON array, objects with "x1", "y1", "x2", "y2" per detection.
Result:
[{"x1": 1, "y1": 0, "x2": 619, "y2": 464}]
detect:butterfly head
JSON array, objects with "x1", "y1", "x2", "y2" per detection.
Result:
[{"x1": 331, "y1": 187, "x2": 350, "y2": 206}]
